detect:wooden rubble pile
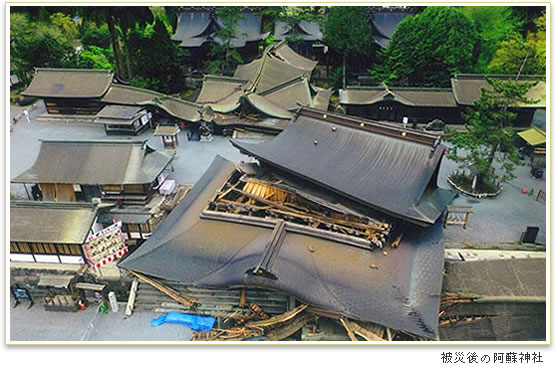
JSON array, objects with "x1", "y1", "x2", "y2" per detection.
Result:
[
  {"x1": 126, "y1": 271, "x2": 397, "y2": 341},
  {"x1": 438, "y1": 292, "x2": 483, "y2": 326},
  {"x1": 208, "y1": 173, "x2": 392, "y2": 250}
]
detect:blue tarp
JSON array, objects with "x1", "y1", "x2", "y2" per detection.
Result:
[{"x1": 151, "y1": 312, "x2": 216, "y2": 331}]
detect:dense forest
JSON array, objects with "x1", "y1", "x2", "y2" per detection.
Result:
[{"x1": 10, "y1": 5, "x2": 546, "y2": 95}]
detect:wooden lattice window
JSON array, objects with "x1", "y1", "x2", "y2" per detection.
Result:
[{"x1": 69, "y1": 244, "x2": 82, "y2": 255}]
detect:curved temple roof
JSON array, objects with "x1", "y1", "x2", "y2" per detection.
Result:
[
  {"x1": 274, "y1": 19, "x2": 323, "y2": 42},
  {"x1": 118, "y1": 156, "x2": 446, "y2": 339},
  {"x1": 232, "y1": 108, "x2": 456, "y2": 226},
  {"x1": 172, "y1": 11, "x2": 269, "y2": 48},
  {"x1": 102, "y1": 84, "x2": 203, "y2": 122},
  {"x1": 12, "y1": 140, "x2": 173, "y2": 185},
  {"x1": 22, "y1": 68, "x2": 114, "y2": 98}
]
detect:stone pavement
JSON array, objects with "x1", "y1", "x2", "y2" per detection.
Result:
[
  {"x1": 9, "y1": 298, "x2": 193, "y2": 342},
  {"x1": 438, "y1": 149, "x2": 546, "y2": 246}
]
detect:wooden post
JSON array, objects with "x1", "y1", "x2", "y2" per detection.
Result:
[{"x1": 463, "y1": 211, "x2": 470, "y2": 229}]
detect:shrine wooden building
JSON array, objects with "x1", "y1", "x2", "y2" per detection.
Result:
[
  {"x1": 12, "y1": 140, "x2": 174, "y2": 206},
  {"x1": 10, "y1": 201, "x2": 100, "y2": 265},
  {"x1": 340, "y1": 74, "x2": 546, "y2": 127}
]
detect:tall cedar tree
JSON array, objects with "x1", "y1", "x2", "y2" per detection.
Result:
[
  {"x1": 204, "y1": 7, "x2": 243, "y2": 75},
  {"x1": 447, "y1": 77, "x2": 538, "y2": 186},
  {"x1": 370, "y1": 7, "x2": 479, "y2": 87},
  {"x1": 324, "y1": 6, "x2": 373, "y2": 88},
  {"x1": 461, "y1": 6, "x2": 521, "y2": 73},
  {"x1": 129, "y1": 19, "x2": 183, "y2": 94}
]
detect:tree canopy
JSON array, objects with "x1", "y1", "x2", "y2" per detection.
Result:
[
  {"x1": 488, "y1": 12, "x2": 546, "y2": 76},
  {"x1": 324, "y1": 6, "x2": 373, "y2": 88},
  {"x1": 129, "y1": 18, "x2": 184, "y2": 94},
  {"x1": 460, "y1": 6, "x2": 521, "y2": 73},
  {"x1": 10, "y1": 12, "x2": 76, "y2": 84},
  {"x1": 448, "y1": 77, "x2": 538, "y2": 186},
  {"x1": 370, "y1": 7, "x2": 479, "y2": 87}
]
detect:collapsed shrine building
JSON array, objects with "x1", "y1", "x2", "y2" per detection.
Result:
[{"x1": 119, "y1": 108, "x2": 457, "y2": 339}]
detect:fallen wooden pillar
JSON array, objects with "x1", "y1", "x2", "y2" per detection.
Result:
[
  {"x1": 124, "y1": 278, "x2": 139, "y2": 317},
  {"x1": 265, "y1": 312, "x2": 314, "y2": 341},
  {"x1": 246, "y1": 304, "x2": 308, "y2": 328},
  {"x1": 339, "y1": 317, "x2": 358, "y2": 341},
  {"x1": 129, "y1": 270, "x2": 196, "y2": 308}
]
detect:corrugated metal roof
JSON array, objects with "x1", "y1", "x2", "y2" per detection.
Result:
[
  {"x1": 22, "y1": 68, "x2": 114, "y2": 98},
  {"x1": 232, "y1": 108, "x2": 455, "y2": 226},
  {"x1": 119, "y1": 156, "x2": 446, "y2": 339},
  {"x1": 11, "y1": 201, "x2": 97, "y2": 244},
  {"x1": 12, "y1": 140, "x2": 173, "y2": 185},
  {"x1": 451, "y1": 74, "x2": 546, "y2": 107}
]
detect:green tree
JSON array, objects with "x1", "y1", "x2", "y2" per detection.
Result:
[
  {"x1": 49, "y1": 12, "x2": 79, "y2": 41},
  {"x1": 81, "y1": 23, "x2": 111, "y2": 49},
  {"x1": 79, "y1": 45, "x2": 113, "y2": 70},
  {"x1": 77, "y1": 7, "x2": 126, "y2": 78},
  {"x1": 129, "y1": 19, "x2": 183, "y2": 93},
  {"x1": 461, "y1": 6, "x2": 521, "y2": 73},
  {"x1": 488, "y1": 12, "x2": 545, "y2": 76},
  {"x1": 204, "y1": 7, "x2": 244, "y2": 75},
  {"x1": 324, "y1": 6, "x2": 373, "y2": 88},
  {"x1": 10, "y1": 12, "x2": 76, "y2": 84},
  {"x1": 447, "y1": 77, "x2": 538, "y2": 188},
  {"x1": 370, "y1": 7, "x2": 479, "y2": 87},
  {"x1": 276, "y1": 6, "x2": 325, "y2": 47}
]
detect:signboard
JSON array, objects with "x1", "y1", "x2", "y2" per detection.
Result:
[{"x1": 83, "y1": 221, "x2": 128, "y2": 268}]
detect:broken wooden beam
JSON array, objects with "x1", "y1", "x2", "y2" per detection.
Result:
[
  {"x1": 339, "y1": 317, "x2": 358, "y2": 341},
  {"x1": 246, "y1": 304, "x2": 308, "y2": 328},
  {"x1": 129, "y1": 270, "x2": 196, "y2": 308}
]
